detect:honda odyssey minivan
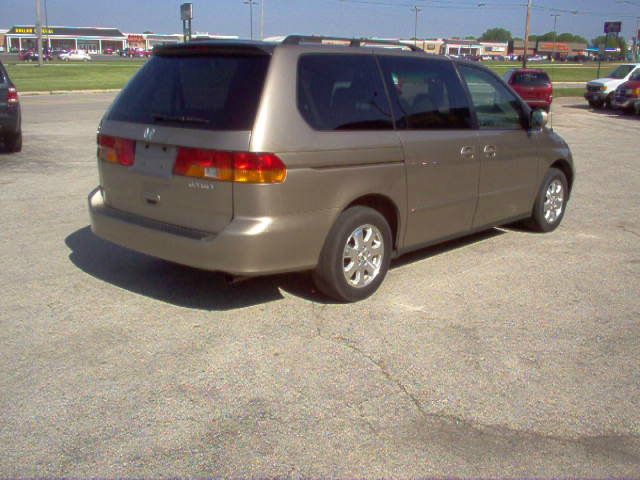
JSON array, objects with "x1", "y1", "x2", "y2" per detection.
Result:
[{"x1": 89, "y1": 36, "x2": 574, "y2": 302}]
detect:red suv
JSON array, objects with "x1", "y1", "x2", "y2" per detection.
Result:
[{"x1": 504, "y1": 69, "x2": 553, "y2": 112}]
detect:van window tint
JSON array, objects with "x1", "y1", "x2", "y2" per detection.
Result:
[
  {"x1": 459, "y1": 64, "x2": 526, "y2": 130},
  {"x1": 378, "y1": 56, "x2": 472, "y2": 130},
  {"x1": 106, "y1": 54, "x2": 270, "y2": 130},
  {"x1": 297, "y1": 55, "x2": 393, "y2": 130},
  {"x1": 512, "y1": 71, "x2": 550, "y2": 87}
]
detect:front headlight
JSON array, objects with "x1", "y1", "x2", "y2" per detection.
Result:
[{"x1": 601, "y1": 85, "x2": 608, "y2": 92}]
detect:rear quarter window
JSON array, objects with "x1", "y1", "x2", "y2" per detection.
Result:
[
  {"x1": 297, "y1": 54, "x2": 394, "y2": 131},
  {"x1": 106, "y1": 54, "x2": 270, "y2": 130}
]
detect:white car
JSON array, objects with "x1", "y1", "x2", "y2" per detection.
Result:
[
  {"x1": 59, "y1": 50, "x2": 92, "y2": 62},
  {"x1": 584, "y1": 63, "x2": 640, "y2": 109}
]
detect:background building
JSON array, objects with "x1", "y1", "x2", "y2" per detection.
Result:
[{"x1": 4, "y1": 25, "x2": 127, "y2": 53}]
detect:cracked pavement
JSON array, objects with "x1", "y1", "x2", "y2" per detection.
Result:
[{"x1": 1, "y1": 94, "x2": 639, "y2": 477}]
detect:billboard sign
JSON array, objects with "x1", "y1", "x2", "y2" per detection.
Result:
[
  {"x1": 604, "y1": 21, "x2": 622, "y2": 34},
  {"x1": 180, "y1": 3, "x2": 193, "y2": 21}
]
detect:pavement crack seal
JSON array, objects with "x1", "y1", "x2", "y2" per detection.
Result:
[
  {"x1": 307, "y1": 304, "x2": 640, "y2": 464},
  {"x1": 618, "y1": 224, "x2": 640, "y2": 239}
]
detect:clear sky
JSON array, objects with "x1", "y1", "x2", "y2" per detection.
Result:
[{"x1": 1, "y1": 0, "x2": 639, "y2": 43}]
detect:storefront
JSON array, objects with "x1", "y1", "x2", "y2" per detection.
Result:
[
  {"x1": 480, "y1": 42, "x2": 508, "y2": 57},
  {"x1": 535, "y1": 41, "x2": 588, "y2": 60},
  {"x1": 441, "y1": 39, "x2": 483, "y2": 57},
  {"x1": 4, "y1": 25, "x2": 126, "y2": 53}
]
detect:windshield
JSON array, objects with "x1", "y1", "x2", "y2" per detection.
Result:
[
  {"x1": 609, "y1": 65, "x2": 635, "y2": 79},
  {"x1": 107, "y1": 54, "x2": 270, "y2": 130},
  {"x1": 512, "y1": 71, "x2": 550, "y2": 87}
]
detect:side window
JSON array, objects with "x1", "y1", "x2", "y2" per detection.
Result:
[
  {"x1": 458, "y1": 65, "x2": 526, "y2": 130},
  {"x1": 297, "y1": 54, "x2": 393, "y2": 131},
  {"x1": 378, "y1": 56, "x2": 473, "y2": 130}
]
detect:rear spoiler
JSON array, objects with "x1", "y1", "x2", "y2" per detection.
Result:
[{"x1": 155, "y1": 40, "x2": 274, "y2": 57}]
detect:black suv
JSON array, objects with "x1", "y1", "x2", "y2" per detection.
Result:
[{"x1": 0, "y1": 61, "x2": 22, "y2": 153}]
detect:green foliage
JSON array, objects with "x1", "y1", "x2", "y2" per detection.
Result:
[
  {"x1": 479, "y1": 28, "x2": 513, "y2": 42},
  {"x1": 531, "y1": 32, "x2": 588, "y2": 44},
  {"x1": 591, "y1": 35, "x2": 628, "y2": 54}
]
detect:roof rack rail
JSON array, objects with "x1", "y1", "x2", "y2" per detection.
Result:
[{"x1": 281, "y1": 35, "x2": 422, "y2": 52}]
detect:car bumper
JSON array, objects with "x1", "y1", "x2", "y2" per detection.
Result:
[
  {"x1": 612, "y1": 98, "x2": 637, "y2": 110},
  {"x1": 525, "y1": 99, "x2": 551, "y2": 110},
  {"x1": 88, "y1": 187, "x2": 338, "y2": 276},
  {"x1": 0, "y1": 110, "x2": 19, "y2": 133},
  {"x1": 584, "y1": 91, "x2": 607, "y2": 102}
]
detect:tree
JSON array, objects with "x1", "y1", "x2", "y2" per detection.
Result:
[
  {"x1": 479, "y1": 28, "x2": 513, "y2": 42},
  {"x1": 591, "y1": 35, "x2": 628, "y2": 54},
  {"x1": 465, "y1": 35, "x2": 476, "y2": 40},
  {"x1": 557, "y1": 33, "x2": 588, "y2": 44}
]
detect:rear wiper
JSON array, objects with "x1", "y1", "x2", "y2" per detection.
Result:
[{"x1": 152, "y1": 113, "x2": 210, "y2": 125}]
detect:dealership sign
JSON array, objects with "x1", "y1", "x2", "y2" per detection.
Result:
[{"x1": 604, "y1": 21, "x2": 622, "y2": 34}]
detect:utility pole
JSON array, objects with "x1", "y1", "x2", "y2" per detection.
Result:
[
  {"x1": 260, "y1": 0, "x2": 265, "y2": 40},
  {"x1": 411, "y1": 5, "x2": 422, "y2": 47},
  {"x1": 35, "y1": 0, "x2": 43, "y2": 67},
  {"x1": 244, "y1": 0, "x2": 258, "y2": 40},
  {"x1": 636, "y1": 16, "x2": 640, "y2": 61},
  {"x1": 522, "y1": 0, "x2": 532, "y2": 68},
  {"x1": 550, "y1": 13, "x2": 560, "y2": 62}
]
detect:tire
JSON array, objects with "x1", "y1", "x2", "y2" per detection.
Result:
[
  {"x1": 523, "y1": 168, "x2": 568, "y2": 233},
  {"x1": 589, "y1": 100, "x2": 603, "y2": 109},
  {"x1": 313, "y1": 206, "x2": 392, "y2": 302},
  {"x1": 4, "y1": 131, "x2": 22, "y2": 153},
  {"x1": 605, "y1": 93, "x2": 614, "y2": 109}
]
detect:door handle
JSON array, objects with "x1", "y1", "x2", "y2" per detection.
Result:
[
  {"x1": 483, "y1": 145, "x2": 497, "y2": 157},
  {"x1": 460, "y1": 146, "x2": 475, "y2": 159}
]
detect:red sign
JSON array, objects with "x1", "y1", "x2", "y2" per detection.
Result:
[
  {"x1": 127, "y1": 35, "x2": 144, "y2": 42},
  {"x1": 537, "y1": 42, "x2": 569, "y2": 52}
]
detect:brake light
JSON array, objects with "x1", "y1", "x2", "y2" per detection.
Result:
[
  {"x1": 634, "y1": 88, "x2": 640, "y2": 98},
  {"x1": 174, "y1": 148, "x2": 286, "y2": 184},
  {"x1": 7, "y1": 87, "x2": 19, "y2": 105},
  {"x1": 97, "y1": 135, "x2": 136, "y2": 166}
]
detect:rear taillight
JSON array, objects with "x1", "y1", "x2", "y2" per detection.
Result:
[
  {"x1": 633, "y1": 88, "x2": 640, "y2": 98},
  {"x1": 96, "y1": 136, "x2": 286, "y2": 184},
  {"x1": 97, "y1": 134, "x2": 136, "y2": 166},
  {"x1": 174, "y1": 148, "x2": 286, "y2": 184},
  {"x1": 7, "y1": 87, "x2": 19, "y2": 105}
]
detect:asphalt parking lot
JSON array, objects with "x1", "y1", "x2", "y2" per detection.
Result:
[{"x1": 1, "y1": 93, "x2": 639, "y2": 477}]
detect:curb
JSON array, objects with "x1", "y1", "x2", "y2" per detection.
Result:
[{"x1": 20, "y1": 89, "x2": 121, "y2": 96}]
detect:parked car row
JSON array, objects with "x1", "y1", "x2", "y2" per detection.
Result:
[
  {"x1": 585, "y1": 63, "x2": 640, "y2": 115},
  {"x1": 18, "y1": 49, "x2": 92, "y2": 62}
]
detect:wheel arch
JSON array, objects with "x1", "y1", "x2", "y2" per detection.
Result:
[
  {"x1": 550, "y1": 159, "x2": 574, "y2": 196},
  {"x1": 344, "y1": 194, "x2": 401, "y2": 251}
]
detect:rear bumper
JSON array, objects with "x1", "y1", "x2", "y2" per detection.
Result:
[
  {"x1": 0, "y1": 110, "x2": 20, "y2": 134},
  {"x1": 88, "y1": 187, "x2": 338, "y2": 276},
  {"x1": 525, "y1": 99, "x2": 551, "y2": 110}
]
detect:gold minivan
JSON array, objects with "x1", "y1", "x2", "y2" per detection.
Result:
[{"x1": 89, "y1": 36, "x2": 574, "y2": 302}]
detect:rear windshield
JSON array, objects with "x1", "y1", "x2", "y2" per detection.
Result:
[
  {"x1": 609, "y1": 65, "x2": 635, "y2": 79},
  {"x1": 106, "y1": 54, "x2": 270, "y2": 130},
  {"x1": 512, "y1": 71, "x2": 550, "y2": 86}
]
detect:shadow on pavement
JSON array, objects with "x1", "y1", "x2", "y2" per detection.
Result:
[
  {"x1": 66, "y1": 226, "x2": 507, "y2": 310},
  {"x1": 562, "y1": 103, "x2": 639, "y2": 120}
]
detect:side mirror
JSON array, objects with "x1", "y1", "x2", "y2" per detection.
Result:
[{"x1": 531, "y1": 109, "x2": 548, "y2": 129}]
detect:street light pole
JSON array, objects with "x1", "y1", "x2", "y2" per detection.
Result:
[
  {"x1": 35, "y1": 0, "x2": 43, "y2": 67},
  {"x1": 244, "y1": 0, "x2": 257, "y2": 40},
  {"x1": 260, "y1": 0, "x2": 265, "y2": 40},
  {"x1": 411, "y1": 5, "x2": 422, "y2": 47},
  {"x1": 550, "y1": 14, "x2": 560, "y2": 62},
  {"x1": 522, "y1": 0, "x2": 532, "y2": 68}
]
